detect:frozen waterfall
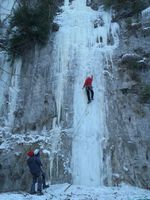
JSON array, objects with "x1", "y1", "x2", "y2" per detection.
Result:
[{"x1": 53, "y1": 0, "x2": 119, "y2": 186}]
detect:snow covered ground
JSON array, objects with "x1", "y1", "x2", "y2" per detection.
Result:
[{"x1": 0, "y1": 184, "x2": 150, "y2": 200}]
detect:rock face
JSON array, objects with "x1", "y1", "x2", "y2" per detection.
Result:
[
  {"x1": 0, "y1": 37, "x2": 73, "y2": 192},
  {"x1": 87, "y1": 0, "x2": 103, "y2": 10},
  {"x1": 0, "y1": 0, "x2": 72, "y2": 192},
  {"x1": 0, "y1": 0, "x2": 150, "y2": 192},
  {"x1": 102, "y1": 5, "x2": 150, "y2": 188}
]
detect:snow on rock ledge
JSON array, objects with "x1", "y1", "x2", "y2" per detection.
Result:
[
  {"x1": 121, "y1": 53, "x2": 142, "y2": 64},
  {"x1": 142, "y1": 7, "x2": 150, "y2": 20},
  {"x1": 142, "y1": 6, "x2": 150, "y2": 27}
]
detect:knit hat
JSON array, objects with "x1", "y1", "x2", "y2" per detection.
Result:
[
  {"x1": 34, "y1": 149, "x2": 40, "y2": 155},
  {"x1": 27, "y1": 151, "x2": 34, "y2": 157}
]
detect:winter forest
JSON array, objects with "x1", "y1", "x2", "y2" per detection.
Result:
[{"x1": 0, "y1": 0, "x2": 150, "y2": 199}]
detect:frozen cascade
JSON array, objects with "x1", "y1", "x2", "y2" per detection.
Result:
[
  {"x1": 0, "y1": 0, "x2": 15, "y2": 21},
  {"x1": 52, "y1": 0, "x2": 119, "y2": 186},
  {"x1": 0, "y1": 0, "x2": 21, "y2": 129},
  {"x1": 0, "y1": 54, "x2": 10, "y2": 110},
  {"x1": 49, "y1": 117, "x2": 62, "y2": 182},
  {"x1": 0, "y1": 50, "x2": 21, "y2": 128},
  {"x1": 0, "y1": 0, "x2": 17, "y2": 111},
  {"x1": 6, "y1": 59, "x2": 22, "y2": 127},
  {"x1": 64, "y1": 0, "x2": 69, "y2": 7}
]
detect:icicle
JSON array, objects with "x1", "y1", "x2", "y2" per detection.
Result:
[
  {"x1": 49, "y1": 158, "x2": 54, "y2": 184},
  {"x1": 6, "y1": 59, "x2": 21, "y2": 127},
  {"x1": 64, "y1": 0, "x2": 69, "y2": 7}
]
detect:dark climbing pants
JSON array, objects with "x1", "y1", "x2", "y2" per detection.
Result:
[
  {"x1": 30, "y1": 174, "x2": 42, "y2": 193},
  {"x1": 41, "y1": 172, "x2": 47, "y2": 187},
  {"x1": 86, "y1": 86, "x2": 94, "y2": 102}
]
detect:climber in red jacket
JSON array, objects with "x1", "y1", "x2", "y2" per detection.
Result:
[{"x1": 83, "y1": 75, "x2": 94, "y2": 104}]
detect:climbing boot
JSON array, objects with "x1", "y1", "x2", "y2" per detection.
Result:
[
  {"x1": 30, "y1": 191, "x2": 36, "y2": 195},
  {"x1": 43, "y1": 185, "x2": 49, "y2": 189},
  {"x1": 37, "y1": 191, "x2": 44, "y2": 195}
]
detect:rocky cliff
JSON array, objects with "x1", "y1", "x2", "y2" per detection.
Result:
[
  {"x1": 101, "y1": 1, "x2": 150, "y2": 188},
  {"x1": 0, "y1": 0, "x2": 72, "y2": 192}
]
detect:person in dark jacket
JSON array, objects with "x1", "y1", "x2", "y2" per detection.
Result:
[
  {"x1": 83, "y1": 75, "x2": 94, "y2": 104},
  {"x1": 27, "y1": 149, "x2": 48, "y2": 195},
  {"x1": 33, "y1": 149, "x2": 49, "y2": 190}
]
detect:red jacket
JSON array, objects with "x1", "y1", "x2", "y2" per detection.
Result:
[{"x1": 83, "y1": 76, "x2": 93, "y2": 87}]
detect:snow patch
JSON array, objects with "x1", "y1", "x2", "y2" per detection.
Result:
[{"x1": 0, "y1": 184, "x2": 150, "y2": 200}]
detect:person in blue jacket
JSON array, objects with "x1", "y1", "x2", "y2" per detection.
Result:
[{"x1": 27, "y1": 149, "x2": 49, "y2": 195}]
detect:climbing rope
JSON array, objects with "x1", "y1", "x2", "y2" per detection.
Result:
[
  {"x1": 0, "y1": 78, "x2": 18, "y2": 92},
  {"x1": 64, "y1": 184, "x2": 72, "y2": 192},
  {"x1": 73, "y1": 104, "x2": 89, "y2": 136},
  {"x1": 0, "y1": 66, "x2": 21, "y2": 77}
]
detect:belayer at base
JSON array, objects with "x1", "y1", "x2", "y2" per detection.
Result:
[
  {"x1": 83, "y1": 75, "x2": 94, "y2": 104},
  {"x1": 27, "y1": 149, "x2": 49, "y2": 195}
]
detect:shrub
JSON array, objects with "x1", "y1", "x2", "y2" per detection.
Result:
[
  {"x1": 123, "y1": 60, "x2": 140, "y2": 71},
  {"x1": 140, "y1": 85, "x2": 150, "y2": 103},
  {"x1": 129, "y1": 60, "x2": 140, "y2": 70},
  {"x1": 0, "y1": 19, "x2": 2, "y2": 28},
  {"x1": 103, "y1": 0, "x2": 113, "y2": 8},
  {"x1": 103, "y1": 0, "x2": 145, "y2": 14},
  {"x1": 8, "y1": 0, "x2": 57, "y2": 57},
  {"x1": 125, "y1": 60, "x2": 142, "y2": 82},
  {"x1": 125, "y1": 17, "x2": 132, "y2": 30},
  {"x1": 128, "y1": 70, "x2": 141, "y2": 82},
  {"x1": 131, "y1": 0, "x2": 145, "y2": 15},
  {"x1": 103, "y1": 0, "x2": 127, "y2": 8},
  {"x1": 52, "y1": 23, "x2": 59, "y2": 32},
  {"x1": 133, "y1": 104, "x2": 145, "y2": 117}
]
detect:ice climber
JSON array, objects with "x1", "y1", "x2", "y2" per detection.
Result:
[
  {"x1": 27, "y1": 149, "x2": 49, "y2": 195},
  {"x1": 83, "y1": 75, "x2": 94, "y2": 104}
]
